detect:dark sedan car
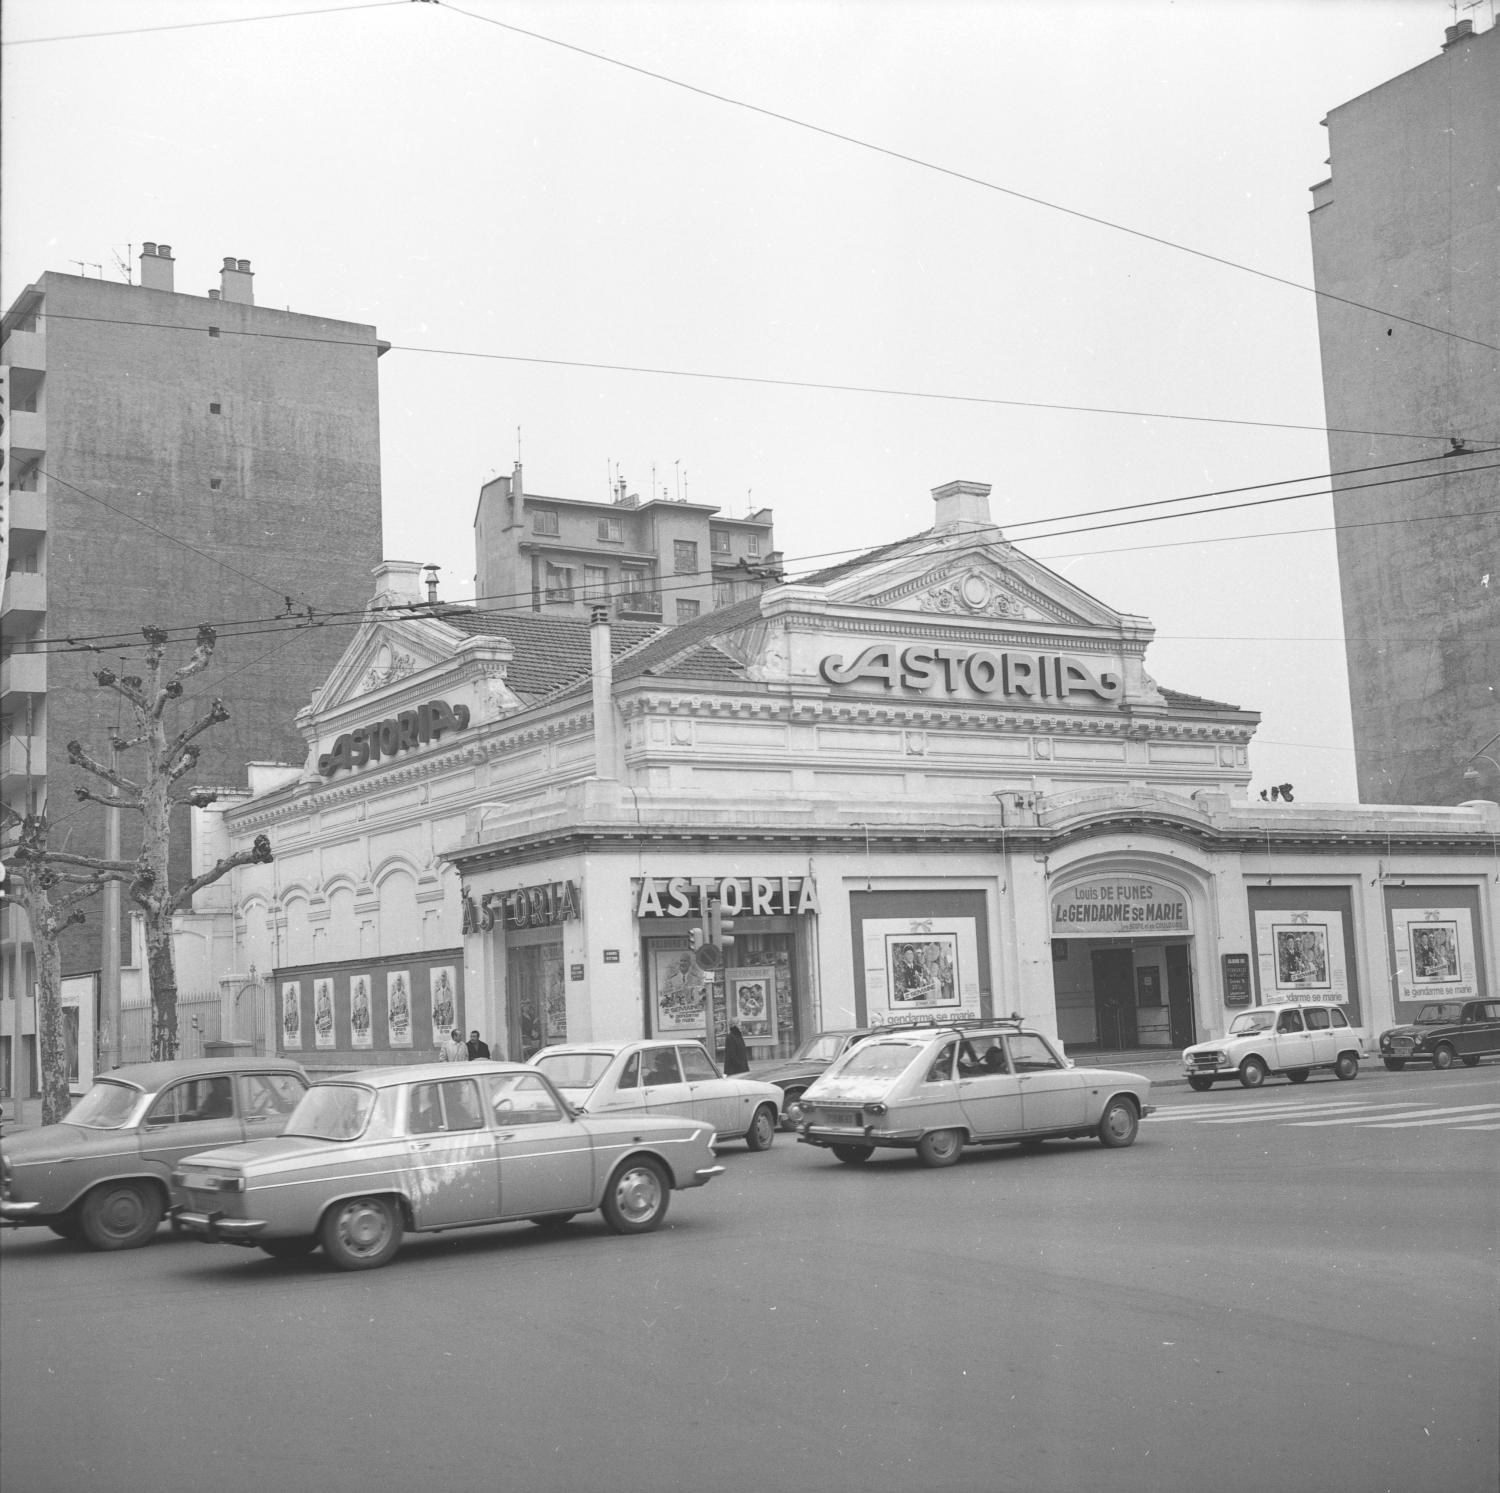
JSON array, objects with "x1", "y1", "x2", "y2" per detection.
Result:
[
  {"x1": 1379, "y1": 999, "x2": 1500, "y2": 1070},
  {"x1": 752, "y1": 1030, "x2": 873, "y2": 1128},
  {"x1": 1, "y1": 1057, "x2": 309, "y2": 1249}
]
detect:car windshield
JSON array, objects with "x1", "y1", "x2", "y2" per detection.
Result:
[
  {"x1": 792, "y1": 1033, "x2": 853, "y2": 1063},
  {"x1": 1228, "y1": 1011, "x2": 1277, "y2": 1034},
  {"x1": 285, "y1": 1083, "x2": 376, "y2": 1141},
  {"x1": 1414, "y1": 1004, "x2": 1462, "y2": 1024},
  {"x1": 835, "y1": 1040, "x2": 925, "y2": 1077},
  {"x1": 533, "y1": 1052, "x2": 613, "y2": 1089},
  {"x1": 64, "y1": 1080, "x2": 144, "y2": 1129}
]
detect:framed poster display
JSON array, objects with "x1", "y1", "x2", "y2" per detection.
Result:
[
  {"x1": 1253, "y1": 909, "x2": 1349, "y2": 1004},
  {"x1": 429, "y1": 966, "x2": 458, "y2": 1035},
  {"x1": 1221, "y1": 953, "x2": 1252, "y2": 1006},
  {"x1": 349, "y1": 973, "x2": 373, "y2": 1050},
  {"x1": 887, "y1": 933, "x2": 959, "y2": 1007},
  {"x1": 312, "y1": 977, "x2": 336, "y2": 1049},
  {"x1": 728, "y1": 967, "x2": 777, "y2": 1045},
  {"x1": 281, "y1": 981, "x2": 302, "y2": 1050},
  {"x1": 651, "y1": 944, "x2": 709, "y2": 1035},
  {"x1": 386, "y1": 970, "x2": 413, "y2": 1047},
  {"x1": 1391, "y1": 908, "x2": 1477, "y2": 1004}
]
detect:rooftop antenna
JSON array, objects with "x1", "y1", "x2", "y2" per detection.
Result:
[
  {"x1": 71, "y1": 260, "x2": 104, "y2": 277},
  {"x1": 516, "y1": 425, "x2": 522, "y2": 463},
  {"x1": 113, "y1": 245, "x2": 134, "y2": 284},
  {"x1": 675, "y1": 459, "x2": 681, "y2": 503}
]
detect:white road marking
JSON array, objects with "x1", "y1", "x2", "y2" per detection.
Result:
[
  {"x1": 1195, "y1": 1103, "x2": 1422, "y2": 1125},
  {"x1": 1284, "y1": 1103, "x2": 1500, "y2": 1128},
  {"x1": 1453, "y1": 1123, "x2": 1500, "y2": 1131},
  {"x1": 1361, "y1": 1107, "x2": 1500, "y2": 1129},
  {"x1": 1151, "y1": 1101, "x2": 1371, "y2": 1121}
]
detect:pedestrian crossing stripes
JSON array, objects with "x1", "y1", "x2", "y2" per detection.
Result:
[{"x1": 1152, "y1": 1097, "x2": 1500, "y2": 1133}]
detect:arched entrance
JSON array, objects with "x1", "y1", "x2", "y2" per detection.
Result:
[{"x1": 1049, "y1": 870, "x2": 1200, "y2": 1054}]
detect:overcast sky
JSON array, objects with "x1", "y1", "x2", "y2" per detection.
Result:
[{"x1": 3, "y1": 0, "x2": 1478, "y2": 801}]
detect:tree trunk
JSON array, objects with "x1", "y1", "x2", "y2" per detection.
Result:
[
  {"x1": 144, "y1": 910, "x2": 180, "y2": 1062},
  {"x1": 11, "y1": 883, "x2": 75, "y2": 1125}
]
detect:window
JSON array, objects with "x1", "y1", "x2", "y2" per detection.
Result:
[
  {"x1": 673, "y1": 540, "x2": 698, "y2": 574},
  {"x1": 1330, "y1": 1008, "x2": 1349, "y2": 1028},
  {"x1": 1304, "y1": 1008, "x2": 1331, "y2": 1030},
  {"x1": 544, "y1": 563, "x2": 574, "y2": 602},
  {"x1": 486, "y1": 1072, "x2": 564, "y2": 1125},
  {"x1": 710, "y1": 531, "x2": 731, "y2": 555},
  {"x1": 209, "y1": 402, "x2": 221, "y2": 414},
  {"x1": 675, "y1": 598, "x2": 700, "y2": 623},
  {"x1": 408, "y1": 1080, "x2": 483, "y2": 1133},
  {"x1": 239, "y1": 1072, "x2": 305, "y2": 1118},
  {"x1": 209, "y1": 478, "x2": 222, "y2": 491},
  {"x1": 146, "y1": 1077, "x2": 234, "y2": 1125},
  {"x1": 532, "y1": 508, "x2": 559, "y2": 536},
  {"x1": 208, "y1": 326, "x2": 221, "y2": 338},
  {"x1": 597, "y1": 516, "x2": 623, "y2": 542},
  {"x1": 924, "y1": 1041, "x2": 958, "y2": 1083},
  {"x1": 619, "y1": 1053, "x2": 641, "y2": 1090},
  {"x1": 746, "y1": 535, "x2": 760, "y2": 556},
  {"x1": 678, "y1": 1046, "x2": 717, "y2": 1082},
  {"x1": 1008, "y1": 1034, "x2": 1065, "y2": 1072},
  {"x1": 583, "y1": 565, "x2": 610, "y2": 600},
  {"x1": 1276, "y1": 1010, "x2": 1305, "y2": 1033},
  {"x1": 643, "y1": 1049, "x2": 682, "y2": 1087}
]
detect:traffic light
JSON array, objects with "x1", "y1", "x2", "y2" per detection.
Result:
[
  {"x1": 708, "y1": 900, "x2": 736, "y2": 954},
  {"x1": 690, "y1": 924, "x2": 723, "y2": 973}
]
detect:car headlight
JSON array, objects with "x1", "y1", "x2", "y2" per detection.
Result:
[{"x1": 865, "y1": 1103, "x2": 887, "y2": 1116}]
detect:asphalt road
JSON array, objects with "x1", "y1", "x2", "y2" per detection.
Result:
[{"x1": 2, "y1": 1065, "x2": 1496, "y2": 1493}]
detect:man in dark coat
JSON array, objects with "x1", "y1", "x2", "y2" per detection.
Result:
[
  {"x1": 467, "y1": 1030, "x2": 492, "y2": 1060},
  {"x1": 724, "y1": 1025, "x2": 751, "y2": 1076}
]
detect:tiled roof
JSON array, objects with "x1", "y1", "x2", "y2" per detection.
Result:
[
  {"x1": 438, "y1": 607, "x2": 666, "y2": 699},
  {"x1": 794, "y1": 531, "x2": 931, "y2": 587},
  {"x1": 1159, "y1": 686, "x2": 1249, "y2": 715}
]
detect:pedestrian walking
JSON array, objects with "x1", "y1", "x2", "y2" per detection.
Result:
[
  {"x1": 466, "y1": 1030, "x2": 491, "y2": 1060},
  {"x1": 724, "y1": 1024, "x2": 751, "y2": 1076},
  {"x1": 440, "y1": 1028, "x2": 468, "y2": 1062}
]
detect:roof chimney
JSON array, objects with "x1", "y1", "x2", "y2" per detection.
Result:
[
  {"x1": 1443, "y1": 18, "x2": 1474, "y2": 47},
  {"x1": 590, "y1": 607, "x2": 617, "y2": 780},
  {"x1": 931, "y1": 480, "x2": 994, "y2": 530},
  {"x1": 139, "y1": 241, "x2": 174, "y2": 292},
  {"x1": 220, "y1": 256, "x2": 254, "y2": 305},
  {"x1": 423, "y1": 565, "x2": 440, "y2": 605}
]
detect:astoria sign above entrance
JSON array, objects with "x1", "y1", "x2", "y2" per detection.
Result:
[{"x1": 819, "y1": 644, "x2": 1121, "y2": 703}]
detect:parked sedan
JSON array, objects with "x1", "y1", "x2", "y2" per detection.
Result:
[
  {"x1": 1182, "y1": 1003, "x2": 1370, "y2": 1089},
  {"x1": 797, "y1": 1020, "x2": 1153, "y2": 1167},
  {"x1": 172, "y1": 1061, "x2": 724, "y2": 1270},
  {"x1": 1379, "y1": 999, "x2": 1500, "y2": 1070},
  {"x1": 752, "y1": 1029, "x2": 873, "y2": 1128},
  {"x1": 530, "y1": 1039, "x2": 782, "y2": 1150},
  {"x1": 0, "y1": 1057, "x2": 309, "y2": 1250}
]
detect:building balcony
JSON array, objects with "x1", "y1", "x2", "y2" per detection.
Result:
[
  {"x1": 2, "y1": 329, "x2": 46, "y2": 374},
  {"x1": 1, "y1": 571, "x2": 47, "y2": 625},
  {"x1": 9, "y1": 409, "x2": 44, "y2": 461},
  {"x1": 7, "y1": 490, "x2": 46, "y2": 537},
  {"x1": 0, "y1": 652, "x2": 46, "y2": 700},
  {"x1": 0, "y1": 733, "x2": 46, "y2": 791},
  {"x1": 616, "y1": 591, "x2": 662, "y2": 621}
]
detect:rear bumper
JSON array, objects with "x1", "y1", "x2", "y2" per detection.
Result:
[
  {"x1": 693, "y1": 1165, "x2": 726, "y2": 1185},
  {"x1": 0, "y1": 1199, "x2": 44, "y2": 1225},
  {"x1": 170, "y1": 1207, "x2": 268, "y2": 1244}
]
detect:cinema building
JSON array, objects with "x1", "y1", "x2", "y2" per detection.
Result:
[{"x1": 208, "y1": 481, "x2": 1497, "y2": 1070}]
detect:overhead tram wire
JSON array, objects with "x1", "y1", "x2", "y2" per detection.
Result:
[
  {"x1": 32, "y1": 312, "x2": 1496, "y2": 447},
  {"x1": 29, "y1": 464, "x2": 1499, "y2": 658},
  {"x1": 437, "y1": 1, "x2": 1500, "y2": 358},
  {"x1": 1, "y1": 0, "x2": 408, "y2": 47}
]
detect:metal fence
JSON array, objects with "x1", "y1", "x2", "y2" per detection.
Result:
[{"x1": 120, "y1": 996, "x2": 225, "y2": 1064}]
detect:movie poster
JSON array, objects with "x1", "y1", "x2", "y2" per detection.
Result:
[
  {"x1": 313, "y1": 977, "x2": 337, "y2": 1048},
  {"x1": 651, "y1": 944, "x2": 708, "y2": 1034},
  {"x1": 429, "y1": 965, "x2": 458, "y2": 1037},
  {"x1": 386, "y1": 970, "x2": 413, "y2": 1048},
  {"x1": 349, "y1": 972, "x2": 374, "y2": 1050},
  {"x1": 281, "y1": 981, "x2": 302, "y2": 1050},
  {"x1": 728, "y1": 967, "x2": 777, "y2": 1044},
  {"x1": 1254, "y1": 909, "x2": 1348, "y2": 1004},
  {"x1": 1392, "y1": 907, "x2": 1477, "y2": 1004},
  {"x1": 861, "y1": 917, "x2": 980, "y2": 1025}
]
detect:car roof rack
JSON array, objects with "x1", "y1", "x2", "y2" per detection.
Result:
[{"x1": 872, "y1": 1013, "x2": 1028, "y2": 1034}]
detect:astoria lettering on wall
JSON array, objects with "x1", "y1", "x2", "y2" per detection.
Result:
[
  {"x1": 462, "y1": 880, "x2": 581, "y2": 934},
  {"x1": 819, "y1": 644, "x2": 1121, "y2": 703},
  {"x1": 319, "y1": 700, "x2": 471, "y2": 776},
  {"x1": 635, "y1": 875, "x2": 820, "y2": 919}
]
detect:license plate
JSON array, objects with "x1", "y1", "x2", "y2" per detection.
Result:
[{"x1": 821, "y1": 1109, "x2": 859, "y2": 1126}]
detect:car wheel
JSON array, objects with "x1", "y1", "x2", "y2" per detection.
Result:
[
  {"x1": 1334, "y1": 1052, "x2": 1360, "y2": 1080},
  {"x1": 744, "y1": 1105, "x2": 777, "y2": 1152},
  {"x1": 831, "y1": 1144, "x2": 874, "y2": 1165},
  {"x1": 601, "y1": 1157, "x2": 670, "y2": 1235},
  {"x1": 1287, "y1": 1068, "x2": 1311, "y2": 1084},
  {"x1": 259, "y1": 1237, "x2": 318, "y2": 1260},
  {"x1": 1460, "y1": 1055, "x2": 1482, "y2": 1068},
  {"x1": 320, "y1": 1196, "x2": 402, "y2": 1271},
  {"x1": 78, "y1": 1181, "x2": 163, "y2": 1251},
  {"x1": 1187, "y1": 1075, "x2": 1215, "y2": 1092},
  {"x1": 1382, "y1": 1058, "x2": 1406, "y2": 1071},
  {"x1": 1431, "y1": 1044, "x2": 1455, "y2": 1071},
  {"x1": 1238, "y1": 1056, "x2": 1268, "y2": 1089},
  {"x1": 916, "y1": 1128, "x2": 965, "y2": 1168},
  {"x1": 1097, "y1": 1096, "x2": 1140, "y2": 1148},
  {"x1": 780, "y1": 1088, "x2": 806, "y2": 1129},
  {"x1": 529, "y1": 1213, "x2": 577, "y2": 1230}
]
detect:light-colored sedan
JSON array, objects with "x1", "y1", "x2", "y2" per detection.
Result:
[
  {"x1": 171, "y1": 1061, "x2": 723, "y2": 1270},
  {"x1": 530, "y1": 1039, "x2": 783, "y2": 1151},
  {"x1": 0, "y1": 1057, "x2": 309, "y2": 1249},
  {"x1": 797, "y1": 1020, "x2": 1154, "y2": 1168},
  {"x1": 1182, "y1": 1003, "x2": 1370, "y2": 1089}
]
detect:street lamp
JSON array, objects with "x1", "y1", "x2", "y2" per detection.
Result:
[{"x1": 1460, "y1": 729, "x2": 1500, "y2": 795}]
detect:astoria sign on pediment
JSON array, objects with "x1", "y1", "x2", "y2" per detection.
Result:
[{"x1": 819, "y1": 643, "x2": 1122, "y2": 703}]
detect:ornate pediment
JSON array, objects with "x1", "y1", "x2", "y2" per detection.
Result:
[
  {"x1": 309, "y1": 616, "x2": 464, "y2": 716},
  {"x1": 858, "y1": 561, "x2": 1095, "y2": 628}
]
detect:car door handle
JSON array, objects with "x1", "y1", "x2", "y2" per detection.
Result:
[{"x1": 411, "y1": 1142, "x2": 434, "y2": 1151}]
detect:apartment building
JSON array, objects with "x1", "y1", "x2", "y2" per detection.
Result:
[
  {"x1": 1, "y1": 244, "x2": 384, "y2": 1089},
  {"x1": 474, "y1": 465, "x2": 780, "y2": 626},
  {"x1": 1309, "y1": 18, "x2": 1500, "y2": 805}
]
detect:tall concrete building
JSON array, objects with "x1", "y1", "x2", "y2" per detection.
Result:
[
  {"x1": 1, "y1": 244, "x2": 385, "y2": 1072},
  {"x1": 1309, "y1": 18, "x2": 1499, "y2": 805},
  {"x1": 474, "y1": 465, "x2": 780, "y2": 626}
]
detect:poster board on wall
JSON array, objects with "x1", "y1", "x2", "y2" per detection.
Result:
[
  {"x1": 862, "y1": 917, "x2": 980, "y2": 1026},
  {"x1": 1253, "y1": 909, "x2": 1349, "y2": 1004},
  {"x1": 1387, "y1": 893, "x2": 1485, "y2": 1013},
  {"x1": 728, "y1": 967, "x2": 777, "y2": 1045},
  {"x1": 649, "y1": 941, "x2": 710, "y2": 1036},
  {"x1": 274, "y1": 951, "x2": 464, "y2": 1060}
]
